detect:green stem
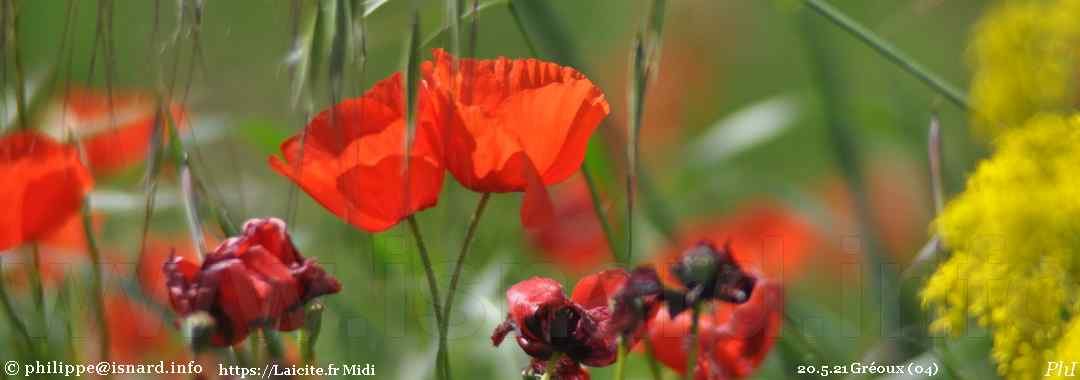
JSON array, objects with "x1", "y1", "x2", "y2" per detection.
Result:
[
  {"x1": 541, "y1": 352, "x2": 561, "y2": 380},
  {"x1": 614, "y1": 337, "x2": 627, "y2": 380},
  {"x1": 82, "y1": 201, "x2": 110, "y2": 365},
  {"x1": 580, "y1": 165, "x2": 619, "y2": 264},
  {"x1": 801, "y1": 0, "x2": 969, "y2": 109},
  {"x1": 27, "y1": 244, "x2": 44, "y2": 334},
  {"x1": 9, "y1": 0, "x2": 28, "y2": 130},
  {"x1": 262, "y1": 327, "x2": 284, "y2": 362},
  {"x1": 406, "y1": 216, "x2": 448, "y2": 380},
  {"x1": 684, "y1": 304, "x2": 701, "y2": 380},
  {"x1": 0, "y1": 269, "x2": 33, "y2": 352},
  {"x1": 642, "y1": 335, "x2": 663, "y2": 380},
  {"x1": 440, "y1": 193, "x2": 491, "y2": 377}
]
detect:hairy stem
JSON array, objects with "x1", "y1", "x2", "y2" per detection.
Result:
[
  {"x1": 441, "y1": 193, "x2": 491, "y2": 377},
  {"x1": 406, "y1": 216, "x2": 448, "y2": 380}
]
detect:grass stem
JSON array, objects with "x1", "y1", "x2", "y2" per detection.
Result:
[{"x1": 801, "y1": 0, "x2": 969, "y2": 109}]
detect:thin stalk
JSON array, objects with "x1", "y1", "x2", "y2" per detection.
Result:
[
  {"x1": 406, "y1": 216, "x2": 448, "y2": 380},
  {"x1": 684, "y1": 304, "x2": 702, "y2": 380},
  {"x1": 642, "y1": 335, "x2": 663, "y2": 380},
  {"x1": 541, "y1": 352, "x2": 561, "y2": 380},
  {"x1": 613, "y1": 337, "x2": 627, "y2": 380},
  {"x1": 505, "y1": 4, "x2": 620, "y2": 264},
  {"x1": 27, "y1": 244, "x2": 44, "y2": 333},
  {"x1": 440, "y1": 193, "x2": 491, "y2": 376},
  {"x1": 262, "y1": 327, "x2": 284, "y2": 362},
  {"x1": 801, "y1": 0, "x2": 969, "y2": 109},
  {"x1": 82, "y1": 201, "x2": 110, "y2": 364},
  {"x1": 0, "y1": 270, "x2": 33, "y2": 351},
  {"x1": 582, "y1": 165, "x2": 618, "y2": 264},
  {"x1": 10, "y1": 0, "x2": 27, "y2": 130}
]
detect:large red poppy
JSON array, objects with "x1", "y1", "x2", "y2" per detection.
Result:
[
  {"x1": 164, "y1": 218, "x2": 341, "y2": 346},
  {"x1": 492, "y1": 270, "x2": 628, "y2": 378},
  {"x1": 646, "y1": 280, "x2": 783, "y2": 380},
  {"x1": 0, "y1": 131, "x2": 93, "y2": 252},
  {"x1": 423, "y1": 49, "x2": 610, "y2": 227},
  {"x1": 270, "y1": 73, "x2": 447, "y2": 232},
  {"x1": 39, "y1": 87, "x2": 187, "y2": 176}
]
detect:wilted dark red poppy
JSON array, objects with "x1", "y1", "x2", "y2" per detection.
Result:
[
  {"x1": 164, "y1": 218, "x2": 341, "y2": 346},
  {"x1": 270, "y1": 73, "x2": 447, "y2": 232},
  {"x1": 422, "y1": 49, "x2": 610, "y2": 227},
  {"x1": 657, "y1": 202, "x2": 819, "y2": 284},
  {"x1": 0, "y1": 131, "x2": 93, "y2": 252},
  {"x1": 525, "y1": 175, "x2": 612, "y2": 274},
  {"x1": 646, "y1": 280, "x2": 783, "y2": 380},
  {"x1": 40, "y1": 87, "x2": 187, "y2": 175},
  {"x1": 492, "y1": 270, "x2": 627, "y2": 377},
  {"x1": 138, "y1": 235, "x2": 206, "y2": 305}
]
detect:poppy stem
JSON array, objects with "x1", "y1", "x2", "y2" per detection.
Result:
[
  {"x1": 441, "y1": 192, "x2": 491, "y2": 376},
  {"x1": 81, "y1": 200, "x2": 110, "y2": 365},
  {"x1": 0, "y1": 270, "x2": 34, "y2": 353},
  {"x1": 684, "y1": 304, "x2": 702, "y2": 380},
  {"x1": 614, "y1": 337, "x2": 628, "y2": 380},
  {"x1": 642, "y1": 335, "x2": 664, "y2": 380},
  {"x1": 8, "y1": 0, "x2": 28, "y2": 131},
  {"x1": 541, "y1": 352, "x2": 561, "y2": 380},
  {"x1": 405, "y1": 215, "x2": 449, "y2": 380},
  {"x1": 27, "y1": 244, "x2": 45, "y2": 334},
  {"x1": 800, "y1": 0, "x2": 969, "y2": 110}
]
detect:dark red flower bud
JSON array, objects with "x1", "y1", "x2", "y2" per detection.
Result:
[
  {"x1": 607, "y1": 267, "x2": 663, "y2": 340},
  {"x1": 164, "y1": 218, "x2": 342, "y2": 346},
  {"x1": 669, "y1": 241, "x2": 756, "y2": 316}
]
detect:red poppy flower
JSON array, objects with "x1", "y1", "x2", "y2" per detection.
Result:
[
  {"x1": 422, "y1": 49, "x2": 610, "y2": 227},
  {"x1": 646, "y1": 280, "x2": 783, "y2": 380},
  {"x1": 164, "y1": 217, "x2": 341, "y2": 346},
  {"x1": 525, "y1": 175, "x2": 612, "y2": 273},
  {"x1": 0, "y1": 131, "x2": 93, "y2": 252},
  {"x1": 269, "y1": 73, "x2": 446, "y2": 232},
  {"x1": 492, "y1": 270, "x2": 627, "y2": 377},
  {"x1": 40, "y1": 87, "x2": 187, "y2": 175}
]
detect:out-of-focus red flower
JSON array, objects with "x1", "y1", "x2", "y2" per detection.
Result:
[
  {"x1": 164, "y1": 218, "x2": 341, "y2": 346},
  {"x1": 646, "y1": 280, "x2": 783, "y2": 380},
  {"x1": 40, "y1": 87, "x2": 187, "y2": 176},
  {"x1": 103, "y1": 294, "x2": 180, "y2": 363},
  {"x1": 423, "y1": 49, "x2": 610, "y2": 227},
  {"x1": 270, "y1": 73, "x2": 446, "y2": 233},
  {"x1": 658, "y1": 202, "x2": 819, "y2": 285},
  {"x1": 524, "y1": 175, "x2": 612, "y2": 274},
  {"x1": 0, "y1": 131, "x2": 93, "y2": 251},
  {"x1": 492, "y1": 270, "x2": 627, "y2": 377},
  {"x1": 818, "y1": 156, "x2": 929, "y2": 262}
]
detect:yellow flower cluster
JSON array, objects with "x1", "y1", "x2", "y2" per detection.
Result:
[
  {"x1": 967, "y1": 0, "x2": 1080, "y2": 138},
  {"x1": 923, "y1": 114, "x2": 1080, "y2": 380}
]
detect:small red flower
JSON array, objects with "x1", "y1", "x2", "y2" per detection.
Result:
[
  {"x1": 423, "y1": 49, "x2": 610, "y2": 227},
  {"x1": 41, "y1": 87, "x2": 188, "y2": 175},
  {"x1": 270, "y1": 73, "x2": 447, "y2": 232},
  {"x1": 492, "y1": 270, "x2": 628, "y2": 377},
  {"x1": 164, "y1": 218, "x2": 341, "y2": 346},
  {"x1": 646, "y1": 280, "x2": 783, "y2": 380},
  {"x1": 525, "y1": 175, "x2": 613, "y2": 273},
  {"x1": 0, "y1": 131, "x2": 93, "y2": 251}
]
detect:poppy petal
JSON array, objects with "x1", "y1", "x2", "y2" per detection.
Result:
[{"x1": 570, "y1": 269, "x2": 628, "y2": 310}]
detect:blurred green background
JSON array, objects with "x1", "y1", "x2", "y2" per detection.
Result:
[{"x1": 3, "y1": 0, "x2": 1002, "y2": 378}]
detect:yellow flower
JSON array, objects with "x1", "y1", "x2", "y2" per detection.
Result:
[
  {"x1": 924, "y1": 114, "x2": 1080, "y2": 380},
  {"x1": 968, "y1": 0, "x2": 1080, "y2": 138}
]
